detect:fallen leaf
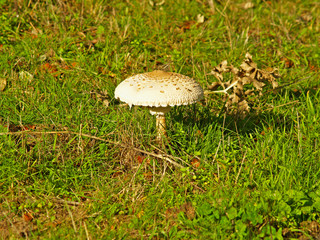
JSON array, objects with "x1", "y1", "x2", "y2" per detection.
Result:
[
  {"x1": 252, "y1": 79, "x2": 266, "y2": 91},
  {"x1": 208, "y1": 81, "x2": 221, "y2": 91},
  {"x1": 137, "y1": 155, "x2": 145, "y2": 164},
  {"x1": 19, "y1": 71, "x2": 34, "y2": 82},
  {"x1": 112, "y1": 171, "x2": 123, "y2": 178},
  {"x1": 149, "y1": 0, "x2": 165, "y2": 6},
  {"x1": 23, "y1": 212, "x2": 33, "y2": 222},
  {"x1": 40, "y1": 63, "x2": 59, "y2": 76},
  {"x1": 244, "y1": 89, "x2": 255, "y2": 95},
  {"x1": 281, "y1": 57, "x2": 294, "y2": 68},
  {"x1": 300, "y1": 13, "x2": 313, "y2": 22},
  {"x1": 191, "y1": 158, "x2": 200, "y2": 168},
  {"x1": 196, "y1": 14, "x2": 205, "y2": 24},
  {"x1": 179, "y1": 20, "x2": 196, "y2": 31},
  {"x1": 0, "y1": 77, "x2": 7, "y2": 91},
  {"x1": 22, "y1": 125, "x2": 36, "y2": 131},
  {"x1": 95, "y1": 91, "x2": 110, "y2": 107},
  {"x1": 207, "y1": 52, "x2": 280, "y2": 117},
  {"x1": 242, "y1": 2, "x2": 254, "y2": 9},
  {"x1": 143, "y1": 172, "x2": 153, "y2": 180}
]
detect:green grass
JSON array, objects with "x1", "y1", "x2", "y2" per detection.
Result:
[{"x1": 0, "y1": 0, "x2": 319, "y2": 239}]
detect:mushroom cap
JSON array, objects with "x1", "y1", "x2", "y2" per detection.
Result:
[{"x1": 114, "y1": 70, "x2": 204, "y2": 108}]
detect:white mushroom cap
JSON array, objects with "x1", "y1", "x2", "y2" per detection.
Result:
[{"x1": 114, "y1": 70, "x2": 204, "y2": 109}]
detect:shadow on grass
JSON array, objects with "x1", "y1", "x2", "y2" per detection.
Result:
[{"x1": 169, "y1": 85, "x2": 319, "y2": 142}]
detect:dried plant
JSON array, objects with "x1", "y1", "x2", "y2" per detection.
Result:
[{"x1": 206, "y1": 53, "x2": 280, "y2": 118}]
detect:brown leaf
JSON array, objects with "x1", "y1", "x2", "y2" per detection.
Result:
[
  {"x1": 40, "y1": 63, "x2": 58, "y2": 76},
  {"x1": 271, "y1": 81, "x2": 279, "y2": 89},
  {"x1": 191, "y1": 158, "x2": 200, "y2": 168},
  {"x1": 230, "y1": 66, "x2": 240, "y2": 75},
  {"x1": 112, "y1": 171, "x2": 123, "y2": 178},
  {"x1": 217, "y1": 60, "x2": 229, "y2": 72},
  {"x1": 23, "y1": 212, "x2": 33, "y2": 222},
  {"x1": 300, "y1": 13, "x2": 313, "y2": 22},
  {"x1": 238, "y1": 100, "x2": 250, "y2": 116},
  {"x1": 95, "y1": 91, "x2": 110, "y2": 107},
  {"x1": 207, "y1": 52, "x2": 280, "y2": 116},
  {"x1": 281, "y1": 57, "x2": 294, "y2": 68},
  {"x1": 227, "y1": 93, "x2": 240, "y2": 105},
  {"x1": 209, "y1": 60, "x2": 230, "y2": 81},
  {"x1": 245, "y1": 52, "x2": 252, "y2": 59},
  {"x1": 143, "y1": 172, "x2": 153, "y2": 180},
  {"x1": 252, "y1": 79, "x2": 266, "y2": 91},
  {"x1": 210, "y1": 71, "x2": 224, "y2": 81},
  {"x1": 244, "y1": 89, "x2": 255, "y2": 95},
  {"x1": 241, "y1": 76, "x2": 253, "y2": 85},
  {"x1": 240, "y1": 61, "x2": 255, "y2": 74},
  {"x1": 208, "y1": 82, "x2": 221, "y2": 91},
  {"x1": 137, "y1": 155, "x2": 145, "y2": 164},
  {"x1": 179, "y1": 20, "x2": 196, "y2": 31}
]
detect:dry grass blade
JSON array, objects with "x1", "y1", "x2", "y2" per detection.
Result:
[
  {"x1": 265, "y1": 100, "x2": 300, "y2": 111},
  {"x1": 235, "y1": 151, "x2": 247, "y2": 185},
  {"x1": 65, "y1": 203, "x2": 77, "y2": 233}
]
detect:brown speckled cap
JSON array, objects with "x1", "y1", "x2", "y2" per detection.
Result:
[{"x1": 114, "y1": 70, "x2": 204, "y2": 108}]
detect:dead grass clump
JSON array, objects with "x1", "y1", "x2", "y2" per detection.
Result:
[{"x1": 0, "y1": 196, "x2": 88, "y2": 239}]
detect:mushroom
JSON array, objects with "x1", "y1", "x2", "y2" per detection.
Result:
[{"x1": 114, "y1": 70, "x2": 204, "y2": 142}]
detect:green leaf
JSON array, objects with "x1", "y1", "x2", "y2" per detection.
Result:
[
  {"x1": 227, "y1": 207, "x2": 238, "y2": 220},
  {"x1": 235, "y1": 220, "x2": 247, "y2": 236},
  {"x1": 197, "y1": 202, "x2": 213, "y2": 216},
  {"x1": 312, "y1": 197, "x2": 320, "y2": 211},
  {"x1": 97, "y1": 25, "x2": 105, "y2": 35}
]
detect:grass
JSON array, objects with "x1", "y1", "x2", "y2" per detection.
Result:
[{"x1": 0, "y1": 0, "x2": 319, "y2": 239}]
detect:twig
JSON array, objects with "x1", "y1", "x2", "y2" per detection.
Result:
[
  {"x1": 0, "y1": 130, "x2": 185, "y2": 168},
  {"x1": 204, "y1": 80, "x2": 238, "y2": 95},
  {"x1": 52, "y1": 198, "x2": 82, "y2": 206},
  {"x1": 0, "y1": 130, "x2": 72, "y2": 136},
  {"x1": 151, "y1": 144, "x2": 191, "y2": 166}
]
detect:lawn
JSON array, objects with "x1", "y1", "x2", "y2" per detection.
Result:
[{"x1": 0, "y1": 0, "x2": 319, "y2": 239}]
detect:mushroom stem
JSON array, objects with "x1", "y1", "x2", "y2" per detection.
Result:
[
  {"x1": 156, "y1": 114, "x2": 167, "y2": 142},
  {"x1": 149, "y1": 106, "x2": 171, "y2": 143}
]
